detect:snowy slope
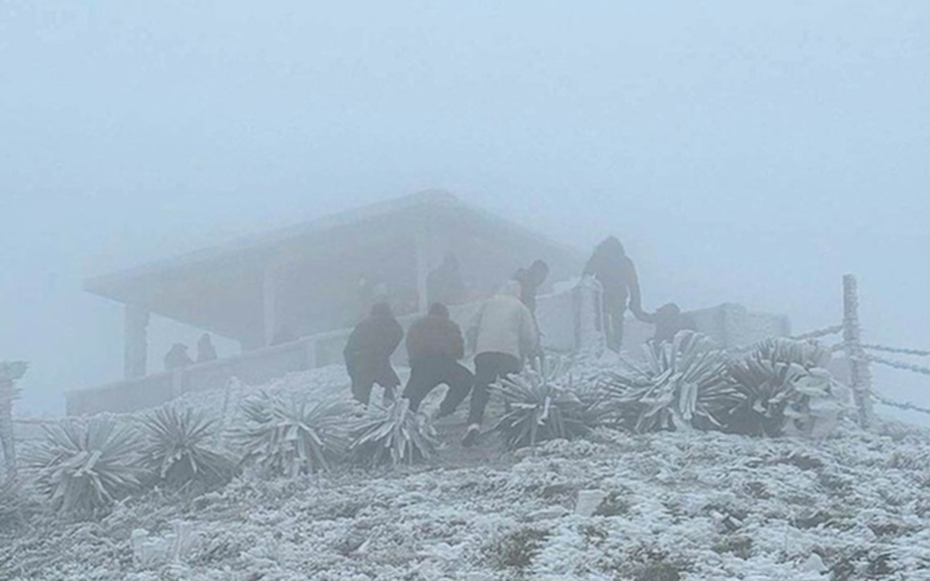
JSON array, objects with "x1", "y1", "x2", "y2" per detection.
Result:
[{"x1": 4, "y1": 364, "x2": 930, "y2": 580}]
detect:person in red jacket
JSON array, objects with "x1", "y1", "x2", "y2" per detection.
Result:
[
  {"x1": 402, "y1": 303, "x2": 474, "y2": 416},
  {"x1": 344, "y1": 302, "x2": 404, "y2": 406}
]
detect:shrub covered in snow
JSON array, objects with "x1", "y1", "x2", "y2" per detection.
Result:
[
  {"x1": 138, "y1": 405, "x2": 235, "y2": 491},
  {"x1": 599, "y1": 332, "x2": 740, "y2": 433},
  {"x1": 233, "y1": 391, "x2": 353, "y2": 477},
  {"x1": 0, "y1": 474, "x2": 37, "y2": 532},
  {"x1": 492, "y1": 370, "x2": 603, "y2": 450},
  {"x1": 23, "y1": 418, "x2": 142, "y2": 518},
  {"x1": 349, "y1": 398, "x2": 439, "y2": 468},
  {"x1": 726, "y1": 338, "x2": 848, "y2": 437}
]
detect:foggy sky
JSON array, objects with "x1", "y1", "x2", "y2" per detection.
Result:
[{"x1": 2, "y1": 1, "x2": 929, "y2": 417}]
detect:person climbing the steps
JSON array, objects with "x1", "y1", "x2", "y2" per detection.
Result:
[
  {"x1": 343, "y1": 302, "x2": 403, "y2": 406},
  {"x1": 402, "y1": 302, "x2": 474, "y2": 417},
  {"x1": 462, "y1": 280, "x2": 539, "y2": 447},
  {"x1": 582, "y1": 236, "x2": 648, "y2": 352}
]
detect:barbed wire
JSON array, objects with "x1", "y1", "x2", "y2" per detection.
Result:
[
  {"x1": 790, "y1": 324, "x2": 843, "y2": 341},
  {"x1": 863, "y1": 354, "x2": 930, "y2": 376},
  {"x1": 861, "y1": 344, "x2": 930, "y2": 357},
  {"x1": 871, "y1": 391, "x2": 930, "y2": 415}
]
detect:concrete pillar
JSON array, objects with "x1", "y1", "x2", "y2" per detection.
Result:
[
  {"x1": 124, "y1": 305, "x2": 150, "y2": 379},
  {"x1": 263, "y1": 266, "x2": 278, "y2": 347}
]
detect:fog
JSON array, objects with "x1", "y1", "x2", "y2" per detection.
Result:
[{"x1": 1, "y1": 1, "x2": 928, "y2": 417}]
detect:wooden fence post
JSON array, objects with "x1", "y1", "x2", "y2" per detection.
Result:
[{"x1": 842, "y1": 274, "x2": 874, "y2": 428}]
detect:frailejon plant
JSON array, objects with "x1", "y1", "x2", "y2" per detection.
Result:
[
  {"x1": 349, "y1": 398, "x2": 439, "y2": 468},
  {"x1": 0, "y1": 361, "x2": 28, "y2": 477},
  {"x1": 0, "y1": 475, "x2": 36, "y2": 532},
  {"x1": 726, "y1": 338, "x2": 844, "y2": 437},
  {"x1": 492, "y1": 370, "x2": 603, "y2": 450},
  {"x1": 600, "y1": 332, "x2": 740, "y2": 433},
  {"x1": 24, "y1": 418, "x2": 141, "y2": 518},
  {"x1": 234, "y1": 392, "x2": 353, "y2": 477},
  {"x1": 139, "y1": 405, "x2": 235, "y2": 490}
]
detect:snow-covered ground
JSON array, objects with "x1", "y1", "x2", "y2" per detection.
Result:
[{"x1": 4, "y1": 362, "x2": 930, "y2": 580}]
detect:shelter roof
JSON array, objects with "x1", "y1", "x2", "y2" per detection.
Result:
[{"x1": 85, "y1": 190, "x2": 585, "y2": 341}]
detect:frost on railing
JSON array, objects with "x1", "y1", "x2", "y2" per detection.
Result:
[
  {"x1": 871, "y1": 391, "x2": 930, "y2": 415},
  {"x1": 786, "y1": 275, "x2": 930, "y2": 422},
  {"x1": 862, "y1": 344, "x2": 930, "y2": 357},
  {"x1": 791, "y1": 325, "x2": 843, "y2": 342},
  {"x1": 864, "y1": 354, "x2": 930, "y2": 377}
]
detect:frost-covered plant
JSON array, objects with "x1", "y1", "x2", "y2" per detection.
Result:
[
  {"x1": 0, "y1": 475, "x2": 37, "y2": 532},
  {"x1": 139, "y1": 405, "x2": 235, "y2": 490},
  {"x1": 349, "y1": 398, "x2": 439, "y2": 468},
  {"x1": 483, "y1": 527, "x2": 550, "y2": 573},
  {"x1": 0, "y1": 361, "x2": 28, "y2": 477},
  {"x1": 726, "y1": 338, "x2": 844, "y2": 437},
  {"x1": 600, "y1": 332, "x2": 740, "y2": 433},
  {"x1": 234, "y1": 392, "x2": 352, "y2": 477},
  {"x1": 24, "y1": 418, "x2": 141, "y2": 518},
  {"x1": 492, "y1": 370, "x2": 602, "y2": 450}
]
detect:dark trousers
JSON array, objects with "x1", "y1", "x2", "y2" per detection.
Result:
[
  {"x1": 349, "y1": 359, "x2": 400, "y2": 406},
  {"x1": 604, "y1": 300, "x2": 627, "y2": 352},
  {"x1": 468, "y1": 352, "x2": 522, "y2": 426},
  {"x1": 402, "y1": 355, "x2": 474, "y2": 416}
]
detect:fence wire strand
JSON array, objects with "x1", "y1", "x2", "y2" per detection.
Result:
[
  {"x1": 861, "y1": 344, "x2": 930, "y2": 357},
  {"x1": 864, "y1": 354, "x2": 930, "y2": 376},
  {"x1": 791, "y1": 324, "x2": 843, "y2": 341},
  {"x1": 872, "y1": 391, "x2": 930, "y2": 415}
]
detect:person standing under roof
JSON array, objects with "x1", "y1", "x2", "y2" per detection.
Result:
[
  {"x1": 197, "y1": 333, "x2": 218, "y2": 363},
  {"x1": 164, "y1": 343, "x2": 193, "y2": 371}
]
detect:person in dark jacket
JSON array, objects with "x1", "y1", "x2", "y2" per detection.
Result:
[
  {"x1": 582, "y1": 236, "x2": 647, "y2": 351},
  {"x1": 164, "y1": 343, "x2": 193, "y2": 371},
  {"x1": 344, "y1": 302, "x2": 404, "y2": 406},
  {"x1": 402, "y1": 303, "x2": 474, "y2": 416},
  {"x1": 512, "y1": 259, "x2": 549, "y2": 315},
  {"x1": 197, "y1": 333, "x2": 218, "y2": 363},
  {"x1": 639, "y1": 303, "x2": 697, "y2": 344}
]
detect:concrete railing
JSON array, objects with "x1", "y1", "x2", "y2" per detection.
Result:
[
  {"x1": 64, "y1": 287, "x2": 591, "y2": 416},
  {"x1": 66, "y1": 281, "x2": 790, "y2": 416}
]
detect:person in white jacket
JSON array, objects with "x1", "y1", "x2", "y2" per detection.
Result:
[{"x1": 463, "y1": 280, "x2": 539, "y2": 446}]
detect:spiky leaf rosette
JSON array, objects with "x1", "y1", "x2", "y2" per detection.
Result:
[
  {"x1": 0, "y1": 362, "x2": 28, "y2": 478},
  {"x1": 234, "y1": 392, "x2": 352, "y2": 477},
  {"x1": 600, "y1": 332, "x2": 740, "y2": 433},
  {"x1": 0, "y1": 475, "x2": 37, "y2": 532},
  {"x1": 139, "y1": 405, "x2": 235, "y2": 489},
  {"x1": 726, "y1": 338, "x2": 841, "y2": 437},
  {"x1": 349, "y1": 398, "x2": 439, "y2": 468},
  {"x1": 492, "y1": 370, "x2": 600, "y2": 450},
  {"x1": 24, "y1": 418, "x2": 141, "y2": 518}
]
